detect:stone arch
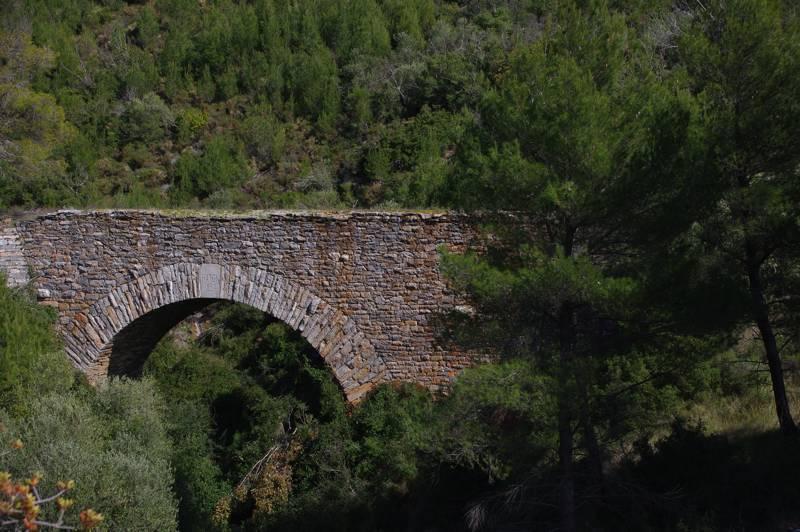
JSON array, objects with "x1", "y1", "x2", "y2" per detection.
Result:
[{"x1": 65, "y1": 263, "x2": 386, "y2": 402}]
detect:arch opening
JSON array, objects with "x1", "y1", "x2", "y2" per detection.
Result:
[
  {"x1": 68, "y1": 263, "x2": 386, "y2": 402},
  {"x1": 106, "y1": 298, "x2": 217, "y2": 377}
]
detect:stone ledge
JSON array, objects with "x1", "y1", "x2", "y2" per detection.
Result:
[{"x1": 15, "y1": 208, "x2": 470, "y2": 222}]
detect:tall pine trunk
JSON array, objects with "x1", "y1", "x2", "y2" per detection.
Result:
[
  {"x1": 746, "y1": 248, "x2": 797, "y2": 435},
  {"x1": 577, "y1": 371, "x2": 604, "y2": 486},
  {"x1": 557, "y1": 302, "x2": 577, "y2": 532}
]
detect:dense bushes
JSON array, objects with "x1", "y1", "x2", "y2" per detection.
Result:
[
  {"x1": 0, "y1": 380, "x2": 178, "y2": 530},
  {"x1": 1, "y1": 283, "x2": 798, "y2": 531},
  {"x1": 0, "y1": 0, "x2": 540, "y2": 210},
  {"x1": 0, "y1": 278, "x2": 178, "y2": 530},
  {"x1": 0, "y1": 276, "x2": 73, "y2": 416},
  {"x1": 135, "y1": 301, "x2": 800, "y2": 531},
  {"x1": 142, "y1": 303, "x2": 439, "y2": 530}
]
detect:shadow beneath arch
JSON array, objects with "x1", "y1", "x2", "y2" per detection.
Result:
[{"x1": 107, "y1": 298, "x2": 217, "y2": 377}]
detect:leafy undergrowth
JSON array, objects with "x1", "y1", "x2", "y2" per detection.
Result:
[{"x1": 142, "y1": 302, "x2": 800, "y2": 532}]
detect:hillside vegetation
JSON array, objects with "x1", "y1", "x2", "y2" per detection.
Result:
[{"x1": 2, "y1": 0, "x2": 558, "y2": 210}]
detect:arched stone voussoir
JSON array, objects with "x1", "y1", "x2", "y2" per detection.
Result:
[{"x1": 70, "y1": 262, "x2": 387, "y2": 402}]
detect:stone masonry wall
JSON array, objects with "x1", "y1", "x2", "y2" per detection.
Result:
[{"x1": 5, "y1": 210, "x2": 483, "y2": 401}]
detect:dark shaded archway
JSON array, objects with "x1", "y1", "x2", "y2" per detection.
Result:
[{"x1": 106, "y1": 298, "x2": 216, "y2": 377}]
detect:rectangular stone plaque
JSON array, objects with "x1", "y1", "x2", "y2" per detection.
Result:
[{"x1": 199, "y1": 263, "x2": 222, "y2": 298}]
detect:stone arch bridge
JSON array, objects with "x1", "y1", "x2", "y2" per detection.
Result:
[{"x1": 0, "y1": 210, "x2": 482, "y2": 401}]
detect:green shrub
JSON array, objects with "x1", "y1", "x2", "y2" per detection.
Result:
[
  {"x1": 0, "y1": 275, "x2": 74, "y2": 416},
  {"x1": 120, "y1": 92, "x2": 175, "y2": 146},
  {"x1": 171, "y1": 135, "x2": 248, "y2": 202},
  {"x1": 239, "y1": 105, "x2": 285, "y2": 165},
  {"x1": 349, "y1": 384, "x2": 433, "y2": 494},
  {"x1": 0, "y1": 378, "x2": 178, "y2": 531},
  {"x1": 176, "y1": 107, "x2": 208, "y2": 145}
]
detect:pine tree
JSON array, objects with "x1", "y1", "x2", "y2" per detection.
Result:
[
  {"x1": 444, "y1": 2, "x2": 704, "y2": 527},
  {"x1": 679, "y1": 0, "x2": 800, "y2": 435}
]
